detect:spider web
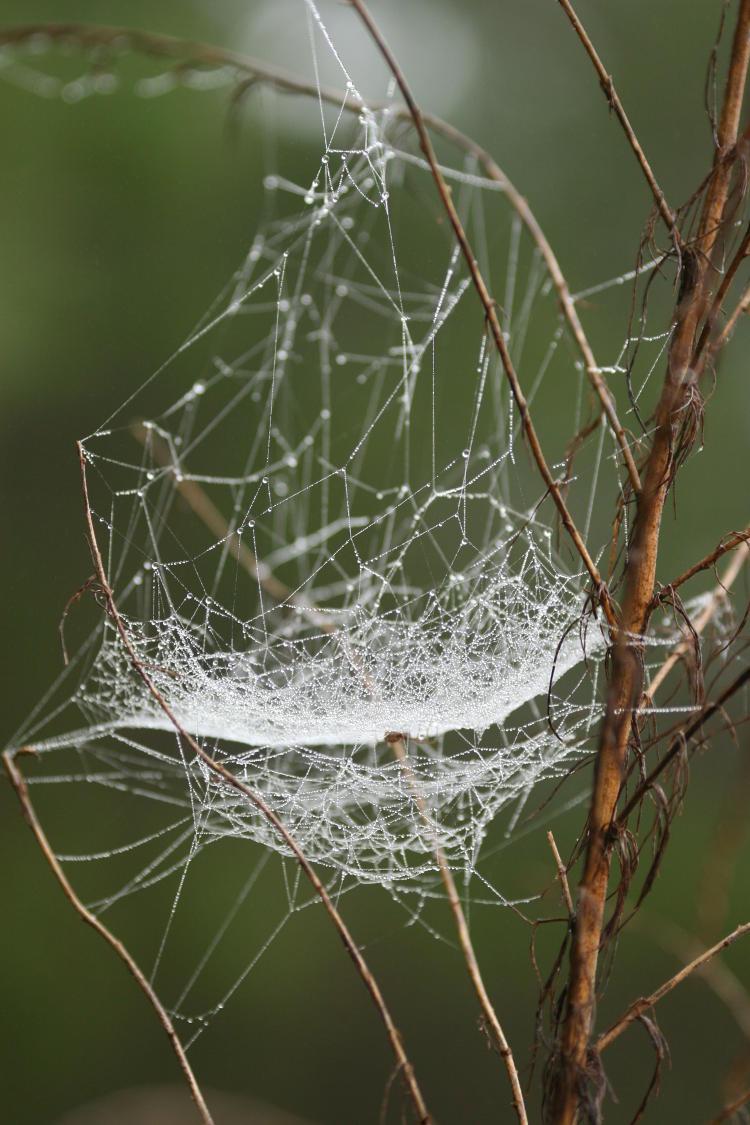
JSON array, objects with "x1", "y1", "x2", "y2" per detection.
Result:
[{"x1": 4, "y1": 0, "x2": 683, "y2": 1045}]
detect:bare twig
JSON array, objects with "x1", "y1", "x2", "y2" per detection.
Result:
[
  {"x1": 2, "y1": 747, "x2": 215, "y2": 1125},
  {"x1": 547, "y1": 830, "x2": 575, "y2": 921},
  {"x1": 647, "y1": 539, "x2": 750, "y2": 701},
  {"x1": 388, "y1": 737, "x2": 528, "y2": 1124},
  {"x1": 596, "y1": 921, "x2": 750, "y2": 1052},
  {"x1": 76, "y1": 443, "x2": 433, "y2": 1125},
  {"x1": 710, "y1": 1085, "x2": 750, "y2": 1123},
  {"x1": 713, "y1": 277, "x2": 750, "y2": 353},
  {"x1": 651, "y1": 917, "x2": 750, "y2": 1044},
  {"x1": 693, "y1": 221, "x2": 750, "y2": 367},
  {"x1": 555, "y1": 0, "x2": 677, "y2": 234},
  {"x1": 661, "y1": 527, "x2": 750, "y2": 594},
  {"x1": 348, "y1": 0, "x2": 617, "y2": 630}
]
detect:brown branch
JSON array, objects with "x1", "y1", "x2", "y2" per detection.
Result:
[
  {"x1": 697, "y1": 2, "x2": 750, "y2": 264},
  {"x1": 388, "y1": 738, "x2": 528, "y2": 1123},
  {"x1": 647, "y1": 539, "x2": 750, "y2": 702},
  {"x1": 76, "y1": 443, "x2": 433, "y2": 1125},
  {"x1": 348, "y1": 0, "x2": 617, "y2": 630},
  {"x1": 0, "y1": 22, "x2": 642, "y2": 496},
  {"x1": 710, "y1": 1085, "x2": 750, "y2": 1123},
  {"x1": 713, "y1": 277, "x2": 750, "y2": 353},
  {"x1": 2, "y1": 747, "x2": 215, "y2": 1125},
  {"x1": 693, "y1": 221, "x2": 750, "y2": 368},
  {"x1": 555, "y1": 0, "x2": 677, "y2": 235},
  {"x1": 596, "y1": 921, "x2": 750, "y2": 1052},
  {"x1": 547, "y1": 830, "x2": 575, "y2": 921},
  {"x1": 663, "y1": 527, "x2": 750, "y2": 594},
  {"x1": 653, "y1": 918, "x2": 750, "y2": 1044},
  {"x1": 551, "y1": 4, "x2": 750, "y2": 1118}
]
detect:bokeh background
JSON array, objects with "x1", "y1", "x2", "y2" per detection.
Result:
[{"x1": 1, "y1": 1, "x2": 749, "y2": 1122}]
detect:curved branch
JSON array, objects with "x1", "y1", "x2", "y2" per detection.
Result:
[
  {"x1": 596, "y1": 920, "x2": 750, "y2": 1052},
  {"x1": 662, "y1": 527, "x2": 750, "y2": 594},
  {"x1": 76, "y1": 443, "x2": 433, "y2": 1125},
  {"x1": 3, "y1": 747, "x2": 214, "y2": 1125},
  {"x1": 555, "y1": 0, "x2": 677, "y2": 235},
  {"x1": 647, "y1": 537, "x2": 750, "y2": 702}
]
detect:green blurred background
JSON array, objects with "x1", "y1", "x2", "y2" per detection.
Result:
[{"x1": 1, "y1": 1, "x2": 749, "y2": 1122}]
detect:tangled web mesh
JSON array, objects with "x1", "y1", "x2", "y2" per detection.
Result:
[{"x1": 6, "y1": 0, "x2": 687, "y2": 1036}]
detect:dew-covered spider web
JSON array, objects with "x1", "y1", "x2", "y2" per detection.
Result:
[{"x1": 6, "y1": 0, "x2": 686, "y2": 1044}]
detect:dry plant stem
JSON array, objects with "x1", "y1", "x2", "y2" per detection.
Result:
[
  {"x1": 347, "y1": 0, "x2": 617, "y2": 630},
  {"x1": 2, "y1": 749, "x2": 214, "y2": 1125},
  {"x1": 654, "y1": 918, "x2": 750, "y2": 1044},
  {"x1": 76, "y1": 444, "x2": 432, "y2": 1125},
  {"x1": 711, "y1": 1086, "x2": 750, "y2": 1123},
  {"x1": 647, "y1": 540, "x2": 750, "y2": 701},
  {"x1": 596, "y1": 921, "x2": 750, "y2": 1052},
  {"x1": 547, "y1": 830, "x2": 575, "y2": 920},
  {"x1": 555, "y1": 0, "x2": 676, "y2": 234},
  {"x1": 664, "y1": 527, "x2": 750, "y2": 593},
  {"x1": 553, "y1": 4, "x2": 750, "y2": 1118},
  {"x1": 693, "y1": 223, "x2": 750, "y2": 367},
  {"x1": 713, "y1": 278, "x2": 750, "y2": 352},
  {"x1": 0, "y1": 23, "x2": 641, "y2": 496},
  {"x1": 389, "y1": 739, "x2": 528, "y2": 1124}
]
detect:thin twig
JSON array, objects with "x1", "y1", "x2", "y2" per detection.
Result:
[
  {"x1": 710, "y1": 1085, "x2": 750, "y2": 1123},
  {"x1": 652, "y1": 917, "x2": 750, "y2": 1044},
  {"x1": 596, "y1": 921, "x2": 750, "y2": 1052},
  {"x1": 662, "y1": 528, "x2": 750, "y2": 594},
  {"x1": 388, "y1": 738, "x2": 528, "y2": 1124},
  {"x1": 556, "y1": 0, "x2": 677, "y2": 234},
  {"x1": 648, "y1": 537, "x2": 750, "y2": 702},
  {"x1": 348, "y1": 0, "x2": 617, "y2": 630},
  {"x1": 693, "y1": 221, "x2": 750, "y2": 367},
  {"x1": 547, "y1": 830, "x2": 575, "y2": 921},
  {"x1": 76, "y1": 443, "x2": 433, "y2": 1125},
  {"x1": 0, "y1": 21, "x2": 642, "y2": 496},
  {"x1": 2, "y1": 747, "x2": 215, "y2": 1125},
  {"x1": 713, "y1": 277, "x2": 750, "y2": 353}
]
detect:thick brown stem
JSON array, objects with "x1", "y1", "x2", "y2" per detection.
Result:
[{"x1": 550, "y1": 4, "x2": 750, "y2": 1119}]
